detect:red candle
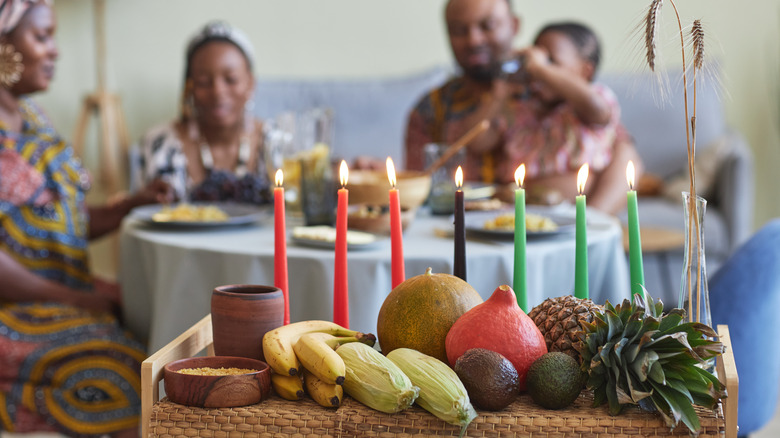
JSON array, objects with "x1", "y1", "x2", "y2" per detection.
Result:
[
  {"x1": 454, "y1": 166, "x2": 466, "y2": 281},
  {"x1": 333, "y1": 160, "x2": 349, "y2": 328},
  {"x1": 387, "y1": 158, "x2": 405, "y2": 289},
  {"x1": 274, "y1": 169, "x2": 290, "y2": 325}
]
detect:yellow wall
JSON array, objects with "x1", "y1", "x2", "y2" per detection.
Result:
[{"x1": 38, "y1": 0, "x2": 780, "y2": 229}]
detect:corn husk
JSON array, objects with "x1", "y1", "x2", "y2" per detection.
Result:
[
  {"x1": 387, "y1": 348, "x2": 477, "y2": 437},
  {"x1": 336, "y1": 343, "x2": 419, "y2": 413}
]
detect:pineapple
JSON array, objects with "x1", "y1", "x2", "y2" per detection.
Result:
[
  {"x1": 528, "y1": 296, "x2": 602, "y2": 362},
  {"x1": 576, "y1": 292, "x2": 726, "y2": 434}
]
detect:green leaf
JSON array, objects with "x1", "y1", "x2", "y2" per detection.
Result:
[
  {"x1": 606, "y1": 376, "x2": 623, "y2": 415},
  {"x1": 690, "y1": 322, "x2": 719, "y2": 338},
  {"x1": 600, "y1": 341, "x2": 616, "y2": 367},
  {"x1": 624, "y1": 344, "x2": 640, "y2": 363},
  {"x1": 652, "y1": 382, "x2": 702, "y2": 433},
  {"x1": 618, "y1": 300, "x2": 634, "y2": 323},
  {"x1": 627, "y1": 372, "x2": 654, "y2": 403},
  {"x1": 658, "y1": 311, "x2": 684, "y2": 333},
  {"x1": 592, "y1": 384, "x2": 607, "y2": 407},
  {"x1": 631, "y1": 350, "x2": 659, "y2": 382},
  {"x1": 666, "y1": 379, "x2": 694, "y2": 404},
  {"x1": 606, "y1": 311, "x2": 623, "y2": 340},
  {"x1": 643, "y1": 332, "x2": 692, "y2": 352},
  {"x1": 613, "y1": 337, "x2": 629, "y2": 357},
  {"x1": 649, "y1": 390, "x2": 679, "y2": 428},
  {"x1": 648, "y1": 361, "x2": 666, "y2": 384}
]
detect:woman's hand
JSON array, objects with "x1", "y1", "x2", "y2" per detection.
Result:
[
  {"x1": 88, "y1": 179, "x2": 175, "y2": 240},
  {"x1": 129, "y1": 178, "x2": 175, "y2": 207}
]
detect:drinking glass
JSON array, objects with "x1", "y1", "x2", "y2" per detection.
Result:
[{"x1": 425, "y1": 143, "x2": 465, "y2": 215}]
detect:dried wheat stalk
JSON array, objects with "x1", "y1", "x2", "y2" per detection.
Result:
[
  {"x1": 642, "y1": 0, "x2": 706, "y2": 322},
  {"x1": 644, "y1": 0, "x2": 663, "y2": 71}
]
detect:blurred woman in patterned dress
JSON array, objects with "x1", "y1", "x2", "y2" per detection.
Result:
[
  {"x1": 0, "y1": 1, "x2": 171, "y2": 436},
  {"x1": 130, "y1": 21, "x2": 272, "y2": 205}
]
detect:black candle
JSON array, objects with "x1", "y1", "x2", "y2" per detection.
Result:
[{"x1": 454, "y1": 166, "x2": 466, "y2": 281}]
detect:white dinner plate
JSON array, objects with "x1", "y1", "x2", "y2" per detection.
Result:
[
  {"x1": 290, "y1": 226, "x2": 387, "y2": 251},
  {"x1": 463, "y1": 208, "x2": 576, "y2": 239},
  {"x1": 130, "y1": 202, "x2": 269, "y2": 228}
]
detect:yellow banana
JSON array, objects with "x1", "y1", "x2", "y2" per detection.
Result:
[
  {"x1": 293, "y1": 332, "x2": 365, "y2": 385},
  {"x1": 271, "y1": 373, "x2": 305, "y2": 401},
  {"x1": 303, "y1": 368, "x2": 343, "y2": 408},
  {"x1": 262, "y1": 320, "x2": 376, "y2": 376}
]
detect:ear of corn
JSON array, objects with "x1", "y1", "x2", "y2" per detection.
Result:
[
  {"x1": 387, "y1": 348, "x2": 477, "y2": 437},
  {"x1": 336, "y1": 342, "x2": 419, "y2": 413}
]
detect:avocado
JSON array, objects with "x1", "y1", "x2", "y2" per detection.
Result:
[
  {"x1": 526, "y1": 352, "x2": 586, "y2": 409},
  {"x1": 454, "y1": 348, "x2": 520, "y2": 411}
]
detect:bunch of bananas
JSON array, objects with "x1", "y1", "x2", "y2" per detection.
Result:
[{"x1": 262, "y1": 320, "x2": 376, "y2": 408}]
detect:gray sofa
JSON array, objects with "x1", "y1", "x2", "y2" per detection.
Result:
[{"x1": 252, "y1": 67, "x2": 754, "y2": 306}]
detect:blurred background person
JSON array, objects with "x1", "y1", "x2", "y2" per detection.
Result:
[
  {"x1": 130, "y1": 21, "x2": 271, "y2": 205},
  {"x1": 405, "y1": 0, "x2": 642, "y2": 214},
  {"x1": 0, "y1": 1, "x2": 170, "y2": 436}
]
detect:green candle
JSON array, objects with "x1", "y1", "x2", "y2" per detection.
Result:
[
  {"x1": 575, "y1": 164, "x2": 589, "y2": 300},
  {"x1": 513, "y1": 164, "x2": 527, "y2": 311},
  {"x1": 626, "y1": 161, "x2": 645, "y2": 298}
]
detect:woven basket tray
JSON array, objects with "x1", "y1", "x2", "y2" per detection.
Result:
[{"x1": 149, "y1": 390, "x2": 724, "y2": 437}]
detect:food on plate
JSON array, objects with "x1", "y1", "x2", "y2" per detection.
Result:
[
  {"x1": 483, "y1": 212, "x2": 558, "y2": 232},
  {"x1": 292, "y1": 225, "x2": 377, "y2": 245},
  {"x1": 465, "y1": 198, "x2": 506, "y2": 211},
  {"x1": 176, "y1": 366, "x2": 259, "y2": 376},
  {"x1": 454, "y1": 348, "x2": 520, "y2": 411},
  {"x1": 445, "y1": 285, "x2": 547, "y2": 392},
  {"x1": 377, "y1": 267, "x2": 483, "y2": 363},
  {"x1": 152, "y1": 203, "x2": 229, "y2": 222}
]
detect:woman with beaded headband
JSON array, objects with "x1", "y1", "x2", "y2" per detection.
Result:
[
  {"x1": 130, "y1": 21, "x2": 272, "y2": 204},
  {"x1": 0, "y1": 1, "x2": 172, "y2": 436}
]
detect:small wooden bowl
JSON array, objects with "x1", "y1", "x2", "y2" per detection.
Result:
[
  {"x1": 348, "y1": 205, "x2": 415, "y2": 235},
  {"x1": 163, "y1": 356, "x2": 271, "y2": 408},
  {"x1": 348, "y1": 170, "x2": 431, "y2": 210}
]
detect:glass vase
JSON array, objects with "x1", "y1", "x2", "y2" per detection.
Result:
[{"x1": 678, "y1": 192, "x2": 712, "y2": 328}]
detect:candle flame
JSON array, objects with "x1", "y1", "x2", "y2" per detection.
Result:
[
  {"x1": 339, "y1": 160, "x2": 349, "y2": 187},
  {"x1": 386, "y1": 157, "x2": 396, "y2": 188},
  {"x1": 514, "y1": 164, "x2": 525, "y2": 188},
  {"x1": 577, "y1": 164, "x2": 589, "y2": 195},
  {"x1": 275, "y1": 169, "x2": 283, "y2": 187},
  {"x1": 455, "y1": 166, "x2": 463, "y2": 188},
  {"x1": 626, "y1": 160, "x2": 635, "y2": 190}
]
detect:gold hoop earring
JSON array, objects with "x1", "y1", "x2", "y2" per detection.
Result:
[{"x1": 0, "y1": 44, "x2": 23, "y2": 88}]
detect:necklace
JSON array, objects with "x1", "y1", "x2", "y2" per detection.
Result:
[{"x1": 198, "y1": 135, "x2": 252, "y2": 177}]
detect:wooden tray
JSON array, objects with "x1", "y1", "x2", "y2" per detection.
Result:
[{"x1": 142, "y1": 315, "x2": 738, "y2": 437}]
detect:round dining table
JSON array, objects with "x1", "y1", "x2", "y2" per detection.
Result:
[{"x1": 119, "y1": 205, "x2": 629, "y2": 352}]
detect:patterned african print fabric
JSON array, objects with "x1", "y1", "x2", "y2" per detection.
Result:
[
  {"x1": 405, "y1": 76, "x2": 623, "y2": 184},
  {"x1": 0, "y1": 98, "x2": 144, "y2": 436},
  {"x1": 130, "y1": 122, "x2": 272, "y2": 205}
]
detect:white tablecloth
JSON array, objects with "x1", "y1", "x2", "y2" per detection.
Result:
[{"x1": 119, "y1": 207, "x2": 629, "y2": 352}]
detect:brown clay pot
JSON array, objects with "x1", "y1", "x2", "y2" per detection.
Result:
[{"x1": 211, "y1": 285, "x2": 284, "y2": 362}]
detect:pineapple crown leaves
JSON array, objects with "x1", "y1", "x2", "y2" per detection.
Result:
[{"x1": 575, "y1": 292, "x2": 726, "y2": 434}]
